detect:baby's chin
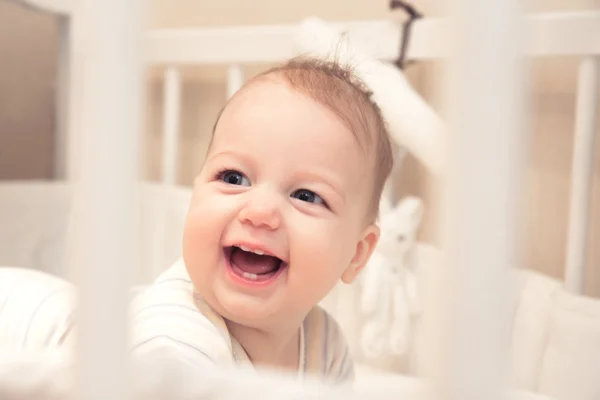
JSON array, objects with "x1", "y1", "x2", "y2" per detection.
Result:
[{"x1": 210, "y1": 286, "x2": 287, "y2": 328}]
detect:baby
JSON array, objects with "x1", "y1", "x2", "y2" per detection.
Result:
[{"x1": 130, "y1": 56, "x2": 394, "y2": 384}]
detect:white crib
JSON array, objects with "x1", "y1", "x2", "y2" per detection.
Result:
[{"x1": 0, "y1": 0, "x2": 599, "y2": 400}]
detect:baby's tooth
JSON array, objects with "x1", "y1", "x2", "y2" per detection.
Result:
[
  {"x1": 253, "y1": 249, "x2": 264, "y2": 255},
  {"x1": 243, "y1": 272, "x2": 258, "y2": 280},
  {"x1": 240, "y1": 246, "x2": 251, "y2": 252}
]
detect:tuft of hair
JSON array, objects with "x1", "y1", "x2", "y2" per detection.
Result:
[{"x1": 213, "y1": 56, "x2": 394, "y2": 221}]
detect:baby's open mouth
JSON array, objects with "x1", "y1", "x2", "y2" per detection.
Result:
[{"x1": 224, "y1": 246, "x2": 287, "y2": 282}]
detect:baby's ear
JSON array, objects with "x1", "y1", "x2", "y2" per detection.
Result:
[{"x1": 341, "y1": 224, "x2": 380, "y2": 284}]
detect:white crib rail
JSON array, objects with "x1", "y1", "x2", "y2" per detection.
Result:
[
  {"x1": 564, "y1": 57, "x2": 599, "y2": 294},
  {"x1": 227, "y1": 64, "x2": 246, "y2": 99},
  {"x1": 146, "y1": 12, "x2": 600, "y2": 65},
  {"x1": 161, "y1": 67, "x2": 182, "y2": 185},
  {"x1": 53, "y1": 15, "x2": 71, "y2": 180},
  {"x1": 67, "y1": 0, "x2": 144, "y2": 399},
  {"x1": 433, "y1": 0, "x2": 524, "y2": 399}
]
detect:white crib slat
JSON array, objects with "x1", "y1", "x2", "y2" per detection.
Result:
[
  {"x1": 161, "y1": 66, "x2": 182, "y2": 185},
  {"x1": 227, "y1": 64, "x2": 245, "y2": 99},
  {"x1": 53, "y1": 16, "x2": 70, "y2": 180},
  {"x1": 564, "y1": 57, "x2": 599, "y2": 294},
  {"x1": 69, "y1": 0, "x2": 144, "y2": 398},
  {"x1": 434, "y1": 0, "x2": 525, "y2": 399}
]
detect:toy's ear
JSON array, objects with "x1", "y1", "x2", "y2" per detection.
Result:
[
  {"x1": 379, "y1": 177, "x2": 398, "y2": 216},
  {"x1": 397, "y1": 196, "x2": 425, "y2": 231},
  {"x1": 379, "y1": 193, "x2": 393, "y2": 216}
]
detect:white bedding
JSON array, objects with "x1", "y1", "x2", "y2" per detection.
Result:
[{"x1": 0, "y1": 355, "x2": 554, "y2": 400}]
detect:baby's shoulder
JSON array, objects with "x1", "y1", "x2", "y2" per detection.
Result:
[
  {"x1": 302, "y1": 305, "x2": 349, "y2": 350},
  {"x1": 129, "y1": 260, "x2": 199, "y2": 323},
  {"x1": 131, "y1": 259, "x2": 194, "y2": 305},
  {"x1": 303, "y1": 305, "x2": 342, "y2": 331},
  {"x1": 302, "y1": 306, "x2": 354, "y2": 382},
  {"x1": 129, "y1": 260, "x2": 232, "y2": 364}
]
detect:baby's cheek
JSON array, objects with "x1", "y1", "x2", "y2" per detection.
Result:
[
  {"x1": 182, "y1": 195, "x2": 230, "y2": 259},
  {"x1": 291, "y1": 220, "x2": 349, "y2": 286},
  {"x1": 189, "y1": 188, "x2": 235, "y2": 224},
  {"x1": 184, "y1": 204, "x2": 213, "y2": 242},
  {"x1": 182, "y1": 214, "x2": 210, "y2": 269}
]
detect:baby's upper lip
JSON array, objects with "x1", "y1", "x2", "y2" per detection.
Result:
[{"x1": 224, "y1": 241, "x2": 288, "y2": 264}]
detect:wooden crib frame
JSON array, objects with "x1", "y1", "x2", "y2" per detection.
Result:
[{"x1": 5, "y1": 0, "x2": 600, "y2": 399}]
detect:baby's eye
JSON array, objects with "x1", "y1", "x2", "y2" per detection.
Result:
[
  {"x1": 291, "y1": 189, "x2": 326, "y2": 206},
  {"x1": 219, "y1": 170, "x2": 251, "y2": 186}
]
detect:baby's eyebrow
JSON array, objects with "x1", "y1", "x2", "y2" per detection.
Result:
[{"x1": 205, "y1": 150, "x2": 253, "y2": 165}]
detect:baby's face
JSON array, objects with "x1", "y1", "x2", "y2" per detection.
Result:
[{"x1": 182, "y1": 78, "x2": 379, "y2": 329}]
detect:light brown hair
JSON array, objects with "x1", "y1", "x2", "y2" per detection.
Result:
[{"x1": 210, "y1": 56, "x2": 394, "y2": 221}]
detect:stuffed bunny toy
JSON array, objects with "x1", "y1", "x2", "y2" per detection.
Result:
[{"x1": 360, "y1": 195, "x2": 424, "y2": 360}]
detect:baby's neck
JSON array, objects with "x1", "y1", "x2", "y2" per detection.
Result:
[{"x1": 225, "y1": 319, "x2": 300, "y2": 371}]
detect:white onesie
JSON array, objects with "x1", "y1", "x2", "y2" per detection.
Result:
[{"x1": 130, "y1": 259, "x2": 354, "y2": 383}]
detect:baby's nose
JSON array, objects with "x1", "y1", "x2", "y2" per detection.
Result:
[{"x1": 238, "y1": 190, "x2": 282, "y2": 230}]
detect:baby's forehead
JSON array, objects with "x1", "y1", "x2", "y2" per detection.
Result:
[
  {"x1": 222, "y1": 75, "x2": 304, "y2": 113},
  {"x1": 219, "y1": 74, "x2": 372, "y2": 152},
  {"x1": 220, "y1": 76, "x2": 285, "y2": 113},
  {"x1": 217, "y1": 81, "x2": 369, "y2": 160},
  {"x1": 218, "y1": 80, "x2": 358, "y2": 147},
  {"x1": 215, "y1": 80, "x2": 365, "y2": 157}
]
